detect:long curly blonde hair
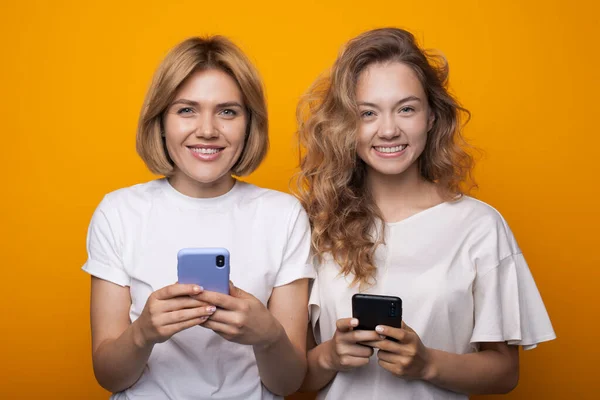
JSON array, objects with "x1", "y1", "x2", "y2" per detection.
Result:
[{"x1": 295, "y1": 28, "x2": 475, "y2": 287}]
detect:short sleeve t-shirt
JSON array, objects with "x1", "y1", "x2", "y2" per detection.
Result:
[
  {"x1": 309, "y1": 196, "x2": 555, "y2": 400},
  {"x1": 83, "y1": 179, "x2": 315, "y2": 400}
]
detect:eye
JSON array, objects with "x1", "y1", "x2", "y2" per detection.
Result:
[
  {"x1": 219, "y1": 109, "x2": 238, "y2": 117},
  {"x1": 399, "y1": 106, "x2": 415, "y2": 114},
  {"x1": 177, "y1": 107, "x2": 194, "y2": 115},
  {"x1": 360, "y1": 110, "x2": 376, "y2": 119}
]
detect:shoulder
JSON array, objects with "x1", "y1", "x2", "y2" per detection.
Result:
[
  {"x1": 448, "y1": 196, "x2": 510, "y2": 227},
  {"x1": 95, "y1": 179, "x2": 164, "y2": 218},
  {"x1": 450, "y1": 195, "x2": 522, "y2": 263}
]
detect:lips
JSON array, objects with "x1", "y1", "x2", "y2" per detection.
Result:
[
  {"x1": 188, "y1": 147, "x2": 223, "y2": 155},
  {"x1": 186, "y1": 145, "x2": 225, "y2": 161},
  {"x1": 373, "y1": 144, "x2": 408, "y2": 153},
  {"x1": 187, "y1": 144, "x2": 225, "y2": 154}
]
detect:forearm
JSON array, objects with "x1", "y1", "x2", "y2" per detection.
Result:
[
  {"x1": 92, "y1": 321, "x2": 154, "y2": 393},
  {"x1": 424, "y1": 348, "x2": 519, "y2": 394},
  {"x1": 299, "y1": 340, "x2": 338, "y2": 392},
  {"x1": 253, "y1": 323, "x2": 307, "y2": 396}
]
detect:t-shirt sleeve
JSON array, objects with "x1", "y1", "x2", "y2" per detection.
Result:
[
  {"x1": 308, "y1": 275, "x2": 322, "y2": 344},
  {"x1": 81, "y1": 196, "x2": 131, "y2": 287},
  {"x1": 273, "y1": 202, "x2": 316, "y2": 287},
  {"x1": 470, "y1": 221, "x2": 556, "y2": 350}
]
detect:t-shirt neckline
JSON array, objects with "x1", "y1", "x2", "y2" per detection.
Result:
[
  {"x1": 159, "y1": 178, "x2": 243, "y2": 210},
  {"x1": 385, "y1": 195, "x2": 465, "y2": 227}
]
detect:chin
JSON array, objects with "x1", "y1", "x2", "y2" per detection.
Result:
[
  {"x1": 191, "y1": 173, "x2": 230, "y2": 185},
  {"x1": 379, "y1": 169, "x2": 410, "y2": 177},
  {"x1": 180, "y1": 167, "x2": 229, "y2": 185},
  {"x1": 368, "y1": 164, "x2": 411, "y2": 177}
]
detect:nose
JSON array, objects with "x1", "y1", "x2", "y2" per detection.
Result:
[
  {"x1": 195, "y1": 113, "x2": 219, "y2": 139},
  {"x1": 378, "y1": 113, "x2": 399, "y2": 140}
]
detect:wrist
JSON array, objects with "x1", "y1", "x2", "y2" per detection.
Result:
[
  {"x1": 317, "y1": 340, "x2": 337, "y2": 372},
  {"x1": 254, "y1": 318, "x2": 285, "y2": 352},
  {"x1": 131, "y1": 320, "x2": 152, "y2": 350},
  {"x1": 421, "y1": 348, "x2": 439, "y2": 382}
]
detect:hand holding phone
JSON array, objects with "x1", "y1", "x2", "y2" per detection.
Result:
[
  {"x1": 194, "y1": 282, "x2": 285, "y2": 347},
  {"x1": 366, "y1": 321, "x2": 433, "y2": 381},
  {"x1": 135, "y1": 283, "x2": 215, "y2": 346},
  {"x1": 319, "y1": 317, "x2": 383, "y2": 372}
]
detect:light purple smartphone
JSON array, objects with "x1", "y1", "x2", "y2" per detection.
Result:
[{"x1": 177, "y1": 248, "x2": 230, "y2": 294}]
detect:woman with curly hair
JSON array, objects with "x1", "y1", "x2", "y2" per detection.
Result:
[{"x1": 295, "y1": 27, "x2": 555, "y2": 399}]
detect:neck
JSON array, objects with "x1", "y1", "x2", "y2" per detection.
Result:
[
  {"x1": 366, "y1": 162, "x2": 442, "y2": 223},
  {"x1": 168, "y1": 171, "x2": 236, "y2": 198}
]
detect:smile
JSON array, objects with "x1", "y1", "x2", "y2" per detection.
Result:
[
  {"x1": 189, "y1": 147, "x2": 223, "y2": 155},
  {"x1": 187, "y1": 146, "x2": 225, "y2": 161},
  {"x1": 373, "y1": 145, "x2": 407, "y2": 153}
]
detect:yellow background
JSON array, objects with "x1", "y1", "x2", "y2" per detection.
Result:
[{"x1": 1, "y1": 0, "x2": 597, "y2": 398}]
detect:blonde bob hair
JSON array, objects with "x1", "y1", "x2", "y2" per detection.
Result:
[{"x1": 137, "y1": 36, "x2": 268, "y2": 176}]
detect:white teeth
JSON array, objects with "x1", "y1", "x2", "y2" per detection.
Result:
[
  {"x1": 190, "y1": 147, "x2": 221, "y2": 154},
  {"x1": 374, "y1": 145, "x2": 407, "y2": 153}
]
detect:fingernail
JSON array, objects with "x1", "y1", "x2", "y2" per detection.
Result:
[
  {"x1": 379, "y1": 334, "x2": 386, "y2": 339},
  {"x1": 375, "y1": 326, "x2": 384, "y2": 333},
  {"x1": 207, "y1": 306, "x2": 216, "y2": 313},
  {"x1": 193, "y1": 286, "x2": 202, "y2": 293},
  {"x1": 351, "y1": 318, "x2": 358, "y2": 327},
  {"x1": 200, "y1": 316, "x2": 208, "y2": 321}
]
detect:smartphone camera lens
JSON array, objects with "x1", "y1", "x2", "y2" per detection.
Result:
[
  {"x1": 216, "y1": 255, "x2": 225, "y2": 268},
  {"x1": 389, "y1": 303, "x2": 397, "y2": 317}
]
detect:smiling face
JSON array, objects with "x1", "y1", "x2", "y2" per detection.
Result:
[
  {"x1": 163, "y1": 68, "x2": 247, "y2": 197},
  {"x1": 356, "y1": 61, "x2": 433, "y2": 180}
]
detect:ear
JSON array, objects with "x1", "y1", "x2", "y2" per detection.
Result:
[
  {"x1": 245, "y1": 111, "x2": 252, "y2": 137},
  {"x1": 427, "y1": 111, "x2": 435, "y2": 132}
]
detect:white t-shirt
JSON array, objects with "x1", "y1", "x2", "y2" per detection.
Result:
[
  {"x1": 309, "y1": 196, "x2": 556, "y2": 400},
  {"x1": 82, "y1": 179, "x2": 315, "y2": 400}
]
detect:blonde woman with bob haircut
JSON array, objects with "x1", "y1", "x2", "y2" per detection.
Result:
[
  {"x1": 82, "y1": 36, "x2": 314, "y2": 399},
  {"x1": 295, "y1": 28, "x2": 555, "y2": 399}
]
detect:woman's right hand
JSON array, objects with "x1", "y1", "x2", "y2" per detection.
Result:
[
  {"x1": 133, "y1": 283, "x2": 215, "y2": 348},
  {"x1": 322, "y1": 318, "x2": 382, "y2": 372}
]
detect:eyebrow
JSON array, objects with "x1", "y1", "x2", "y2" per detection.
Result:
[
  {"x1": 216, "y1": 101, "x2": 244, "y2": 108},
  {"x1": 171, "y1": 99, "x2": 244, "y2": 108},
  {"x1": 357, "y1": 96, "x2": 422, "y2": 108}
]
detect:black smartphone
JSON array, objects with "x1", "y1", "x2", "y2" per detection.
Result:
[{"x1": 352, "y1": 294, "x2": 403, "y2": 340}]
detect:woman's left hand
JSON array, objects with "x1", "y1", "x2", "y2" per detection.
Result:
[
  {"x1": 193, "y1": 281, "x2": 283, "y2": 348},
  {"x1": 364, "y1": 322, "x2": 435, "y2": 381}
]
